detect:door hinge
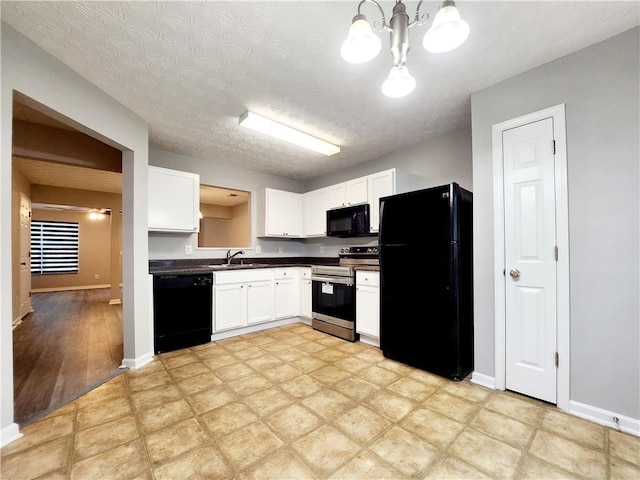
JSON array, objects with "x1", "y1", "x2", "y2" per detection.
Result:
[
  {"x1": 555, "y1": 352, "x2": 559, "y2": 367},
  {"x1": 552, "y1": 140, "x2": 556, "y2": 155},
  {"x1": 554, "y1": 246, "x2": 558, "y2": 261}
]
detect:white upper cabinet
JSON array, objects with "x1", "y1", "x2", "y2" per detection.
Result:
[
  {"x1": 326, "y1": 177, "x2": 368, "y2": 209},
  {"x1": 257, "y1": 188, "x2": 303, "y2": 237},
  {"x1": 303, "y1": 188, "x2": 328, "y2": 237},
  {"x1": 326, "y1": 183, "x2": 347, "y2": 210},
  {"x1": 368, "y1": 169, "x2": 396, "y2": 232},
  {"x1": 148, "y1": 166, "x2": 199, "y2": 233},
  {"x1": 345, "y1": 177, "x2": 369, "y2": 205}
]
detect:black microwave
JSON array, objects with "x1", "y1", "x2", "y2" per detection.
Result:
[{"x1": 326, "y1": 203, "x2": 371, "y2": 237}]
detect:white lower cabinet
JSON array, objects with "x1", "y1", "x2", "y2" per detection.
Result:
[
  {"x1": 299, "y1": 268, "x2": 312, "y2": 319},
  {"x1": 274, "y1": 268, "x2": 299, "y2": 319},
  {"x1": 214, "y1": 269, "x2": 274, "y2": 332},
  {"x1": 214, "y1": 283, "x2": 246, "y2": 331},
  {"x1": 356, "y1": 270, "x2": 380, "y2": 340},
  {"x1": 246, "y1": 280, "x2": 275, "y2": 325}
]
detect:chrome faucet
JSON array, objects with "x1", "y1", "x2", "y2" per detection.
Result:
[{"x1": 226, "y1": 249, "x2": 245, "y2": 265}]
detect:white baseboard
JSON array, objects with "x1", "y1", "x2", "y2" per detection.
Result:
[
  {"x1": 298, "y1": 316, "x2": 312, "y2": 326},
  {"x1": 211, "y1": 317, "x2": 304, "y2": 342},
  {"x1": 121, "y1": 351, "x2": 153, "y2": 370},
  {"x1": 569, "y1": 400, "x2": 640, "y2": 437},
  {"x1": 471, "y1": 371, "x2": 496, "y2": 389},
  {"x1": 1, "y1": 423, "x2": 23, "y2": 448},
  {"x1": 32, "y1": 284, "x2": 111, "y2": 293}
]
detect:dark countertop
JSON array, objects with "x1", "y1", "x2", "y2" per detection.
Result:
[{"x1": 149, "y1": 256, "x2": 340, "y2": 275}]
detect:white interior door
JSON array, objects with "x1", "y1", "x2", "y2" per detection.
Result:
[
  {"x1": 19, "y1": 192, "x2": 32, "y2": 320},
  {"x1": 503, "y1": 118, "x2": 557, "y2": 404}
]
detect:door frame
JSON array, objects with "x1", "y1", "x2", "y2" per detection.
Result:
[{"x1": 491, "y1": 103, "x2": 570, "y2": 411}]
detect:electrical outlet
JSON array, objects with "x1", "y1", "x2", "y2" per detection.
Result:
[
  {"x1": 94, "y1": 274, "x2": 99, "y2": 279},
  {"x1": 256, "y1": 245, "x2": 262, "y2": 254},
  {"x1": 320, "y1": 246, "x2": 325, "y2": 254},
  {"x1": 185, "y1": 245, "x2": 193, "y2": 255},
  {"x1": 278, "y1": 246, "x2": 283, "y2": 254}
]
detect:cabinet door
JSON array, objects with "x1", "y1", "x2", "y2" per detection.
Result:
[
  {"x1": 264, "y1": 189, "x2": 303, "y2": 237},
  {"x1": 149, "y1": 166, "x2": 200, "y2": 232},
  {"x1": 345, "y1": 177, "x2": 368, "y2": 205},
  {"x1": 247, "y1": 280, "x2": 275, "y2": 325},
  {"x1": 303, "y1": 188, "x2": 328, "y2": 237},
  {"x1": 326, "y1": 183, "x2": 346, "y2": 209},
  {"x1": 356, "y1": 284, "x2": 380, "y2": 338},
  {"x1": 274, "y1": 278, "x2": 298, "y2": 319},
  {"x1": 214, "y1": 283, "x2": 246, "y2": 331},
  {"x1": 299, "y1": 268, "x2": 312, "y2": 318},
  {"x1": 356, "y1": 271, "x2": 380, "y2": 338},
  {"x1": 367, "y1": 170, "x2": 395, "y2": 232}
]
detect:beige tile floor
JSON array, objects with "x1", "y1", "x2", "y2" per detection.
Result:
[{"x1": 2, "y1": 322, "x2": 639, "y2": 480}]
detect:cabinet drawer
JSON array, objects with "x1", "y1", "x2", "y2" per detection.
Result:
[
  {"x1": 214, "y1": 269, "x2": 273, "y2": 285},
  {"x1": 273, "y1": 268, "x2": 296, "y2": 279},
  {"x1": 356, "y1": 270, "x2": 379, "y2": 287},
  {"x1": 299, "y1": 268, "x2": 312, "y2": 279}
]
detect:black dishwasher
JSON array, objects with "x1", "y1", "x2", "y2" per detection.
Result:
[{"x1": 153, "y1": 273, "x2": 213, "y2": 354}]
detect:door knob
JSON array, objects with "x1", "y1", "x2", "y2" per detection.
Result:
[{"x1": 509, "y1": 269, "x2": 521, "y2": 279}]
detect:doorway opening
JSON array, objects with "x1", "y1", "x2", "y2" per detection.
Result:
[{"x1": 11, "y1": 93, "x2": 125, "y2": 425}]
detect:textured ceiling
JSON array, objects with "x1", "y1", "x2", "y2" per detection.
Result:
[
  {"x1": 14, "y1": 157, "x2": 123, "y2": 194},
  {"x1": 2, "y1": 1, "x2": 639, "y2": 181}
]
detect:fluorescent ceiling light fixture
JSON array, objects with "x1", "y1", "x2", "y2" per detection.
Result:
[{"x1": 239, "y1": 111, "x2": 340, "y2": 156}]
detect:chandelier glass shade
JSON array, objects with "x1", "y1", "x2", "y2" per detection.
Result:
[
  {"x1": 381, "y1": 65, "x2": 416, "y2": 98},
  {"x1": 341, "y1": 14, "x2": 382, "y2": 63},
  {"x1": 423, "y1": 3, "x2": 470, "y2": 53},
  {"x1": 341, "y1": 0, "x2": 470, "y2": 97}
]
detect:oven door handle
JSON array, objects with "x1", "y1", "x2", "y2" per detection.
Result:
[{"x1": 311, "y1": 276, "x2": 353, "y2": 285}]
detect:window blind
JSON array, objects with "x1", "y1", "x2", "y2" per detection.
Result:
[{"x1": 30, "y1": 220, "x2": 79, "y2": 275}]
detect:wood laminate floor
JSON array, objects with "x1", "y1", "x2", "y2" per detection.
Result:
[{"x1": 12, "y1": 288, "x2": 124, "y2": 426}]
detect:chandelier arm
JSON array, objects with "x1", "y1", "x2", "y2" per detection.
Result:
[
  {"x1": 356, "y1": 0, "x2": 391, "y2": 31},
  {"x1": 407, "y1": 0, "x2": 430, "y2": 28}
]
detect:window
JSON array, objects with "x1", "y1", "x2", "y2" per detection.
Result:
[{"x1": 30, "y1": 220, "x2": 79, "y2": 275}]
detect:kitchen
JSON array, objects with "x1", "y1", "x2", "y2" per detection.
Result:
[{"x1": 1, "y1": 1, "x2": 639, "y2": 478}]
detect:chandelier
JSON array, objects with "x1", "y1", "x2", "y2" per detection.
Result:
[{"x1": 341, "y1": 0, "x2": 470, "y2": 98}]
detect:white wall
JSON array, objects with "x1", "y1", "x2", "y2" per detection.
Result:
[
  {"x1": 1, "y1": 23, "x2": 151, "y2": 445},
  {"x1": 305, "y1": 127, "x2": 472, "y2": 193},
  {"x1": 471, "y1": 28, "x2": 639, "y2": 419}
]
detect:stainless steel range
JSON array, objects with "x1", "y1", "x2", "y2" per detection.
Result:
[{"x1": 311, "y1": 246, "x2": 379, "y2": 341}]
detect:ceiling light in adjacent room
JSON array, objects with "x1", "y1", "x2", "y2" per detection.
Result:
[{"x1": 239, "y1": 111, "x2": 340, "y2": 156}]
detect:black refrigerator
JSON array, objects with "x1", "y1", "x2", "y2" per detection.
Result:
[{"x1": 379, "y1": 183, "x2": 473, "y2": 381}]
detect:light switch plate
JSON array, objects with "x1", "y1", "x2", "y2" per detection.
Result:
[
  {"x1": 278, "y1": 246, "x2": 283, "y2": 254},
  {"x1": 320, "y1": 246, "x2": 325, "y2": 254},
  {"x1": 256, "y1": 245, "x2": 262, "y2": 254},
  {"x1": 185, "y1": 245, "x2": 193, "y2": 255}
]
